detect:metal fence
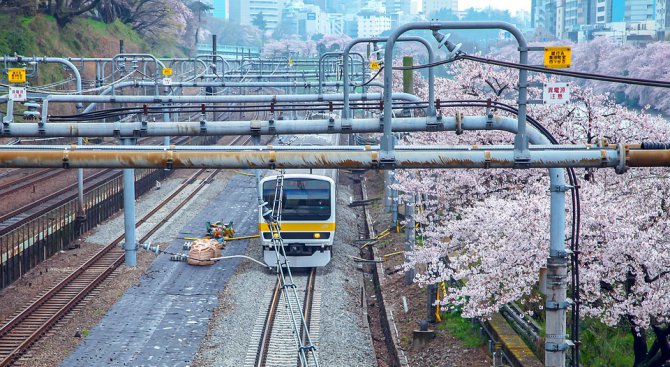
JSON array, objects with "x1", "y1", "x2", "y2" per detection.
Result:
[{"x1": 0, "y1": 168, "x2": 168, "y2": 289}]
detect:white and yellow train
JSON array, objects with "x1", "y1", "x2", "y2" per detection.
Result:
[{"x1": 258, "y1": 134, "x2": 339, "y2": 268}]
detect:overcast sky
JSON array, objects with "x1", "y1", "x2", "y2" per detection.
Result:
[{"x1": 456, "y1": 0, "x2": 531, "y2": 13}]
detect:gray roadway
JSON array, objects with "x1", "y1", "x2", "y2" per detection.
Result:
[{"x1": 60, "y1": 172, "x2": 259, "y2": 367}]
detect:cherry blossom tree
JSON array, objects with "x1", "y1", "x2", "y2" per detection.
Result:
[
  {"x1": 317, "y1": 34, "x2": 352, "y2": 53},
  {"x1": 395, "y1": 55, "x2": 670, "y2": 365},
  {"x1": 262, "y1": 38, "x2": 317, "y2": 58},
  {"x1": 495, "y1": 37, "x2": 670, "y2": 115}
]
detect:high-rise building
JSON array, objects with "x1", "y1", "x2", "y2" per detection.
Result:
[
  {"x1": 625, "y1": 0, "x2": 656, "y2": 21},
  {"x1": 386, "y1": 0, "x2": 411, "y2": 15},
  {"x1": 230, "y1": 0, "x2": 287, "y2": 31},
  {"x1": 612, "y1": 0, "x2": 625, "y2": 21},
  {"x1": 595, "y1": 0, "x2": 611, "y2": 23},
  {"x1": 556, "y1": 0, "x2": 565, "y2": 38},
  {"x1": 357, "y1": 11, "x2": 392, "y2": 36},
  {"x1": 304, "y1": 0, "x2": 327, "y2": 10},
  {"x1": 532, "y1": 0, "x2": 558, "y2": 39},
  {"x1": 212, "y1": 0, "x2": 229, "y2": 19},
  {"x1": 563, "y1": 0, "x2": 594, "y2": 39},
  {"x1": 422, "y1": 0, "x2": 458, "y2": 17},
  {"x1": 656, "y1": 0, "x2": 670, "y2": 35}
]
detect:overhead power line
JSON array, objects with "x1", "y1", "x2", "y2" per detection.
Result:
[{"x1": 391, "y1": 52, "x2": 670, "y2": 89}]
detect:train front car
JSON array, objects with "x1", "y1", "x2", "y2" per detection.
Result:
[{"x1": 259, "y1": 174, "x2": 336, "y2": 268}]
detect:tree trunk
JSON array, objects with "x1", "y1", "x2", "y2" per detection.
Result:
[{"x1": 631, "y1": 322, "x2": 670, "y2": 367}]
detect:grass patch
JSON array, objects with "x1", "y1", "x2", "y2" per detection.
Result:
[
  {"x1": 579, "y1": 318, "x2": 640, "y2": 367},
  {"x1": 437, "y1": 311, "x2": 486, "y2": 348}
]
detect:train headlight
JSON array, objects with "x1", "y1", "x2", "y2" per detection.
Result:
[{"x1": 313, "y1": 233, "x2": 321, "y2": 239}]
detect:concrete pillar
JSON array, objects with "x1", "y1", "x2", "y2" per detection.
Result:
[
  {"x1": 122, "y1": 138, "x2": 137, "y2": 267},
  {"x1": 545, "y1": 174, "x2": 569, "y2": 366},
  {"x1": 545, "y1": 256, "x2": 569, "y2": 366}
]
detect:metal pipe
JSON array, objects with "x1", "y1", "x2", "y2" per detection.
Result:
[
  {"x1": 25, "y1": 92, "x2": 420, "y2": 104},
  {"x1": 3, "y1": 56, "x2": 87, "y2": 229},
  {"x1": 110, "y1": 53, "x2": 165, "y2": 96},
  {"x1": 342, "y1": 36, "x2": 436, "y2": 119},
  {"x1": 318, "y1": 52, "x2": 345, "y2": 95},
  {"x1": 0, "y1": 115, "x2": 599, "y2": 139},
  {"x1": 0, "y1": 147, "x2": 637, "y2": 169},
  {"x1": 382, "y1": 21, "x2": 528, "y2": 155}
]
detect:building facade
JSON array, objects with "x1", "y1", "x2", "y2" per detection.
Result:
[
  {"x1": 625, "y1": 0, "x2": 656, "y2": 21},
  {"x1": 356, "y1": 12, "x2": 392, "y2": 37},
  {"x1": 533, "y1": 0, "x2": 669, "y2": 41},
  {"x1": 211, "y1": 0, "x2": 229, "y2": 19},
  {"x1": 422, "y1": 0, "x2": 458, "y2": 17},
  {"x1": 230, "y1": 0, "x2": 287, "y2": 32}
]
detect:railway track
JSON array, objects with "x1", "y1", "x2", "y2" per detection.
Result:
[
  {"x1": 0, "y1": 137, "x2": 162, "y2": 207},
  {"x1": 0, "y1": 136, "x2": 191, "y2": 231},
  {"x1": 245, "y1": 267, "x2": 320, "y2": 367},
  {"x1": 0, "y1": 169, "x2": 62, "y2": 197},
  {"x1": 0, "y1": 135, "x2": 250, "y2": 367}
]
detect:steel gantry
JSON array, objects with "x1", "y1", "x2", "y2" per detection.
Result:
[{"x1": 2, "y1": 22, "x2": 669, "y2": 367}]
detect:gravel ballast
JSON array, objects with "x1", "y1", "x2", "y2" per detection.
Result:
[
  {"x1": 193, "y1": 183, "x2": 377, "y2": 367},
  {"x1": 59, "y1": 170, "x2": 260, "y2": 367}
]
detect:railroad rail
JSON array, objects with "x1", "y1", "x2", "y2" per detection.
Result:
[
  {"x1": 0, "y1": 135, "x2": 249, "y2": 366},
  {"x1": 246, "y1": 268, "x2": 319, "y2": 367},
  {"x1": 0, "y1": 169, "x2": 62, "y2": 198},
  {"x1": 0, "y1": 136, "x2": 189, "y2": 228},
  {"x1": 0, "y1": 137, "x2": 162, "y2": 208}
]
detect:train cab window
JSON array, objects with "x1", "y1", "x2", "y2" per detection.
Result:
[{"x1": 262, "y1": 178, "x2": 331, "y2": 221}]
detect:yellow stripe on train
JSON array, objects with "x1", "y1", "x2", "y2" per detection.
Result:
[{"x1": 258, "y1": 222, "x2": 336, "y2": 232}]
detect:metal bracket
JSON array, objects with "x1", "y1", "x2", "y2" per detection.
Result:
[
  {"x1": 484, "y1": 151, "x2": 492, "y2": 169},
  {"x1": 327, "y1": 117, "x2": 335, "y2": 131},
  {"x1": 200, "y1": 118, "x2": 207, "y2": 135},
  {"x1": 141, "y1": 117, "x2": 149, "y2": 136},
  {"x1": 165, "y1": 149, "x2": 174, "y2": 170},
  {"x1": 2, "y1": 121, "x2": 10, "y2": 136},
  {"x1": 62, "y1": 147, "x2": 70, "y2": 169},
  {"x1": 426, "y1": 115, "x2": 442, "y2": 131},
  {"x1": 268, "y1": 119, "x2": 275, "y2": 133},
  {"x1": 550, "y1": 248, "x2": 573, "y2": 258},
  {"x1": 615, "y1": 143, "x2": 628, "y2": 174},
  {"x1": 250, "y1": 120, "x2": 261, "y2": 135},
  {"x1": 341, "y1": 118, "x2": 352, "y2": 131},
  {"x1": 550, "y1": 184, "x2": 569, "y2": 193},
  {"x1": 378, "y1": 152, "x2": 396, "y2": 170},
  {"x1": 519, "y1": 46, "x2": 546, "y2": 52},
  {"x1": 485, "y1": 99, "x2": 494, "y2": 128},
  {"x1": 545, "y1": 339, "x2": 574, "y2": 352},
  {"x1": 546, "y1": 298, "x2": 573, "y2": 310},
  {"x1": 455, "y1": 112, "x2": 464, "y2": 135},
  {"x1": 113, "y1": 120, "x2": 121, "y2": 138}
]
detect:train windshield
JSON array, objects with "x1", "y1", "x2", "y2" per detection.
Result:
[{"x1": 262, "y1": 178, "x2": 331, "y2": 221}]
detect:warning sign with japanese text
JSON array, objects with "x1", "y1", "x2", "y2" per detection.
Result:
[
  {"x1": 9, "y1": 86, "x2": 27, "y2": 101},
  {"x1": 162, "y1": 68, "x2": 173, "y2": 77},
  {"x1": 369, "y1": 61, "x2": 380, "y2": 70},
  {"x1": 8, "y1": 68, "x2": 26, "y2": 83},
  {"x1": 543, "y1": 82, "x2": 570, "y2": 104},
  {"x1": 544, "y1": 47, "x2": 571, "y2": 68}
]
